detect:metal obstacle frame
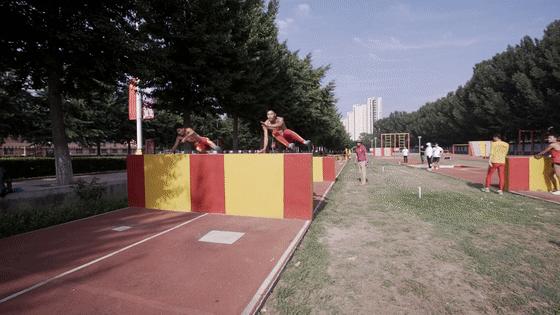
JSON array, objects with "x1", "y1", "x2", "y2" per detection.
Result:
[
  {"x1": 380, "y1": 133, "x2": 410, "y2": 156},
  {"x1": 517, "y1": 129, "x2": 545, "y2": 155}
]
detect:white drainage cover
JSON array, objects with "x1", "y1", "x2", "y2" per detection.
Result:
[
  {"x1": 199, "y1": 230, "x2": 245, "y2": 245},
  {"x1": 112, "y1": 226, "x2": 131, "y2": 232}
]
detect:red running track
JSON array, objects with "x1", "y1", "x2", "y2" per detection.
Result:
[
  {"x1": 434, "y1": 166, "x2": 499, "y2": 187},
  {"x1": 0, "y1": 161, "x2": 347, "y2": 314},
  {"x1": 0, "y1": 209, "x2": 308, "y2": 314}
]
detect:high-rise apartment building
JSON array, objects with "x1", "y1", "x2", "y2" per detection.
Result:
[{"x1": 342, "y1": 97, "x2": 383, "y2": 140}]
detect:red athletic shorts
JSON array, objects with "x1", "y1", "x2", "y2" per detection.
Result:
[{"x1": 195, "y1": 137, "x2": 212, "y2": 152}]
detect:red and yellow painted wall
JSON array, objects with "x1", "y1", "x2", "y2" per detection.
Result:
[
  {"x1": 506, "y1": 156, "x2": 559, "y2": 192},
  {"x1": 312, "y1": 156, "x2": 336, "y2": 182},
  {"x1": 127, "y1": 154, "x2": 314, "y2": 220}
]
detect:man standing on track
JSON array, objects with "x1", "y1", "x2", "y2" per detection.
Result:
[
  {"x1": 259, "y1": 110, "x2": 311, "y2": 153},
  {"x1": 402, "y1": 147, "x2": 409, "y2": 163},
  {"x1": 425, "y1": 142, "x2": 433, "y2": 170},
  {"x1": 356, "y1": 140, "x2": 368, "y2": 185},
  {"x1": 432, "y1": 143, "x2": 444, "y2": 170},
  {"x1": 535, "y1": 131, "x2": 560, "y2": 195},
  {"x1": 481, "y1": 134, "x2": 509, "y2": 195}
]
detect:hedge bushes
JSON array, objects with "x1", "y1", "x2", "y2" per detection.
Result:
[
  {"x1": 0, "y1": 198, "x2": 127, "y2": 238},
  {"x1": 0, "y1": 156, "x2": 126, "y2": 179}
]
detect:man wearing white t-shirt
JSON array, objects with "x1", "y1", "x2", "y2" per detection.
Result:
[
  {"x1": 401, "y1": 147, "x2": 409, "y2": 163},
  {"x1": 432, "y1": 143, "x2": 444, "y2": 170},
  {"x1": 425, "y1": 142, "x2": 433, "y2": 170}
]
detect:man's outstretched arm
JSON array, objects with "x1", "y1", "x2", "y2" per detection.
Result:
[
  {"x1": 171, "y1": 136, "x2": 181, "y2": 153},
  {"x1": 535, "y1": 144, "x2": 553, "y2": 158},
  {"x1": 259, "y1": 126, "x2": 269, "y2": 153}
]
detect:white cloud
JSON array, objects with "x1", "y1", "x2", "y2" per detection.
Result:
[
  {"x1": 277, "y1": 18, "x2": 295, "y2": 35},
  {"x1": 296, "y1": 3, "x2": 311, "y2": 17},
  {"x1": 356, "y1": 36, "x2": 479, "y2": 51}
]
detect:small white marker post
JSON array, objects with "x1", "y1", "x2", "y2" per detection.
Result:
[
  {"x1": 382, "y1": 166, "x2": 385, "y2": 173},
  {"x1": 418, "y1": 186, "x2": 422, "y2": 199}
]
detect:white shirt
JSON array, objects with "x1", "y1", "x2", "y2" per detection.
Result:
[
  {"x1": 433, "y1": 146, "x2": 443, "y2": 158},
  {"x1": 402, "y1": 148, "x2": 409, "y2": 156},
  {"x1": 425, "y1": 146, "x2": 433, "y2": 157}
]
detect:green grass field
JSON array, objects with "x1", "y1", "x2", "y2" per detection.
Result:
[{"x1": 262, "y1": 159, "x2": 560, "y2": 314}]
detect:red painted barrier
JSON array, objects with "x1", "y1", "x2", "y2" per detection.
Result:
[
  {"x1": 505, "y1": 157, "x2": 530, "y2": 191},
  {"x1": 283, "y1": 154, "x2": 313, "y2": 219},
  {"x1": 190, "y1": 154, "x2": 226, "y2": 213},
  {"x1": 126, "y1": 155, "x2": 145, "y2": 207},
  {"x1": 322, "y1": 156, "x2": 336, "y2": 182}
]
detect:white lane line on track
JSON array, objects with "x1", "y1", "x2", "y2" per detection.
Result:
[{"x1": 0, "y1": 213, "x2": 208, "y2": 304}]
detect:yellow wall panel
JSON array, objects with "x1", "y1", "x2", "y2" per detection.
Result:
[
  {"x1": 224, "y1": 154, "x2": 283, "y2": 218},
  {"x1": 313, "y1": 157, "x2": 324, "y2": 182},
  {"x1": 529, "y1": 157, "x2": 559, "y2": 192},
  {"x1": 144, "y1": 154, "x2": 191, "y2": 211}
]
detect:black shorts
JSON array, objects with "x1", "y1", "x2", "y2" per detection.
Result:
[{"x1": 432, "y1": 157, "x2": 440, "y2": 163}]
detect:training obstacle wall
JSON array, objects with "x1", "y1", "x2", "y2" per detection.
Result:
[
  {"x1": 506, "y1": 156, "x2": 559, "y2": 192},
  {"x1": 127, "y1": 154, "x2": 313, "y2": 219},
  {"x1": 312, "y1": 156, "x2": 336, "y2": 182}
]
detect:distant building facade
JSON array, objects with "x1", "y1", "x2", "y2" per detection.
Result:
[{"x1": 342, "y1": 97, "x2": 383, "y2": 140}]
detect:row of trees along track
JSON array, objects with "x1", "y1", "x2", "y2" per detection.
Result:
[{"x1": 0, "y1": 0, "x2": 350, "y2": 185}]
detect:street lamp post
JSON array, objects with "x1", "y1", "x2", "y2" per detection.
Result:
[{"x1": 418, "y1": 136, "x2": 422, "y2": 160}]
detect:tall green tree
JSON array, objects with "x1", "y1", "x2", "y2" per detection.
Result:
[{"x1": 1, "y1": 0, "x2": 137, "y2": 184}]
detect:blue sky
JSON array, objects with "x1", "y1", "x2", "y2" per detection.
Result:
[{"x1": 275, "y1": 0, "x2": 560, "y2": 117}]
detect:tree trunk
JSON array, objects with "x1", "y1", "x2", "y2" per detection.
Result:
[
  {"x1": 45, "y1": 2, "x2": 72, "y2": 185},
  {"x1": 232, "y1": 113, "x2": 239, "y2": 151},
  {"x1": 127, "y1": 140, "x2": 131, "y2": 155},
  {"x1": 47, "y1": 56, "x2": 73, "y2": 185},
  {"x1": 182, "y1": 110, "x2": 193, "y2": 152},
  {"x1": 182, "y1": 110, "x2": 192, "y2": 128},
  {"x1": 97, "y1": 142, "x2": 101, "y2": 156}
]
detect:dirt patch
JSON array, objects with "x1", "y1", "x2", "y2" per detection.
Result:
[{"x1": 321, "y1": 213, "x2": 494, "y2": 314}]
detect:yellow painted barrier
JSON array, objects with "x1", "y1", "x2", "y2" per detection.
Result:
[
  {"x1": 529, "y1": 157, "x2": 560, "y2": 192},
  {"x1": 224, "y1": 154, "x2": 284, "y2": 218},
  {"x1": 144, "y1": 154, "x2": 191, "y2": 211},
  {"x1": 312, "y1": 157, "x2": 323, "y2": 182}
]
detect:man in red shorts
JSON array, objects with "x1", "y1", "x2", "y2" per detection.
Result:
[
  {"x1": 535, "y1": 130, "x2": 560, "y2": 195},
  {"x1": 171, "y1": 127, "x2": 222, "y2": 153},
  {"x1": 259, "y1": 110, "x2": 311, "y2": 152}
]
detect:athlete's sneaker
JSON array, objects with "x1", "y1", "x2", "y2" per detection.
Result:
[
  {"x1": 481, "y1": 187, "x2": 490, "y2": 193},
  {"x1": 288, "y1": 143, "x2": 296, "y2": 151},
  {"x1": 552, "y1": 190, "x2": 560, "y2": 195},
  {"x1": 497, "y1": 190, "x2": 503, "y2": 195},
  {"x1": 214, "y1": 146, "x2": 223, "y2": 153}
]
